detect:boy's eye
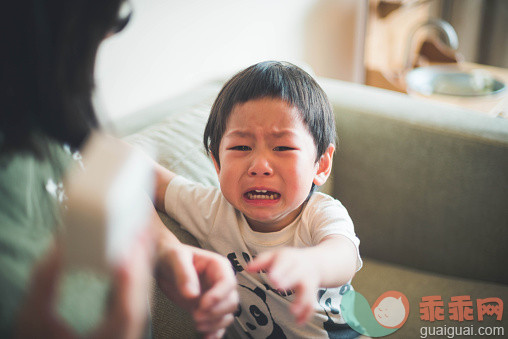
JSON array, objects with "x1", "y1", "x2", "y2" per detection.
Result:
[
  {"x1": 229, "y1": 146, "x2": 251, "y2": 151},
  {"x1": 273, "y1": 146, "x2": 295, "y2": 151}
]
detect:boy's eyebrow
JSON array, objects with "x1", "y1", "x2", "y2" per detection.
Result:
[
  {"x1": 224, "y1": 130, "x2": 252, "y2": 138},
  {"x1": 270, "y1": 130, "x2": 298, "y2": 138},
  {"x1": 224, "y1": 129, "x2": 298, "y2": 138}
]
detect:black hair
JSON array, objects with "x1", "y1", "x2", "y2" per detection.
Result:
[
  {"x1": 0, "y1": 0, "x2": 126, "y2": 156},
  {"x1": 203, "y1": 61, "x2": 336, "y2": 167}
]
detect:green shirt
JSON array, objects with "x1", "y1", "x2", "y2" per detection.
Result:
[{"x1": 0, "y1": 136, "x2": 109, "y2": 337}]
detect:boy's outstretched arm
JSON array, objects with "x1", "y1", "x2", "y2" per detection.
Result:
[
  {"x1": 152, "y1": 161, "x2": 177, "y2": 211},
  {"x1": 143, "y1": 158, "x2": 238, "y2": 337},
  {"x1": 117, "y1": 139, "x2": 177, "y2": 212},
  {"x1": 152, "y1": 213, "x2": 238, "y2": 338},
  {"x1": 245, "y1": 234, "x2": 358, "y2": 325}
]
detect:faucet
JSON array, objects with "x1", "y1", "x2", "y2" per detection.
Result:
[{"x1": 404, "y1": 18, "x2": 459, "y2": 70}]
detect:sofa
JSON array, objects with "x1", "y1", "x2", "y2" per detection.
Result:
[{"x1": 122, "y1": 77, "x2": 508, "y2": 338}]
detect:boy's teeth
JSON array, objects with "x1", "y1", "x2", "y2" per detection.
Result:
[{"x1": 247, "y1": 191, "x2": 280, "y2": 200}]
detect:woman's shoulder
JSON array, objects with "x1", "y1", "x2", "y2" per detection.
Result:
[
  {"x1": 0, "y1": 134, "x2": 71, "y2": 177},
  {"x1": 0, "y1": 135, "x2": 72, "y2": 228}
]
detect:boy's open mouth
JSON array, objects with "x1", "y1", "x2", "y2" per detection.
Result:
[{"x1": 244, "y1": 190, "x2": 281, "y2": 200}]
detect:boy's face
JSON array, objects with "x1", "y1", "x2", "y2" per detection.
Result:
[{"x1": 212, "y1": 97, "x2": 333, "y2": 233}]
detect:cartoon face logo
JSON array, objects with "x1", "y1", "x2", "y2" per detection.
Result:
[
  {"x1": 236, "y1": 285, "x2": 286, "y2": 339},
  {"x1": 371, "y1": 292, "x2": 409, "y2": 329},
  {"x1": 341, "y1": 289, "x2": 409, "y2": 337}
]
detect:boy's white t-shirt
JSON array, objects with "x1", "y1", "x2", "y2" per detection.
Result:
[{"x1": 165, "y1": 176, "x2": 362, "y2": 339}]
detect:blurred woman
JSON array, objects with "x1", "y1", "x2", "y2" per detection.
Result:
[{"x1": 0, "y1": 1, "x2": 237, "y2": 338}]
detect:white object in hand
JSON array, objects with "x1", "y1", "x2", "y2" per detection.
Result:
[{"x1": 62, "y1": 133, "x2": 154, "y2": 273}]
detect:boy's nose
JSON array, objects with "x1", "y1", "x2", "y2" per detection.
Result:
[{"x1": 248, "y1": 155, "x2": 273, "y2": 176}]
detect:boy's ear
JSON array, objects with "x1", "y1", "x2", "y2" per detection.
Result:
[
  {"x1": 313, "y1": 144, "x2": 335, "y2": 186},
  {"x1": 212, "y1": 155, "x2": 221, "y2": 175}
]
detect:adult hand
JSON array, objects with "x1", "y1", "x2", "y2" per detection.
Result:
[
  {"x1": 155, "y1": 243, "x2": 238, "y2": 339},
  {"x1": 14, "y1": 237, "x2": 152, "y2": 339}
]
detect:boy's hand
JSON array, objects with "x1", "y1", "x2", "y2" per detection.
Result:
[
  {"x1": 245, "y1": 235, "x2": 358, "y2": 326},
  {"x1": 155, "y1": 243, "x2": 238, "y2": 338},
  {"x1": 150, "y1": 192, "x2": 237, "y2": 338},
  {"x1": 245, "y1": 248, "x2": 319, "y2": 325}
]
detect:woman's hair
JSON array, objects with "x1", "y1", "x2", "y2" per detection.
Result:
[
  {"x1": 203, "y1": 61, "x2": 336, "y2": 167},
  {"x1": 0, "y1": 0, "x2": 125, "y2": 155}
]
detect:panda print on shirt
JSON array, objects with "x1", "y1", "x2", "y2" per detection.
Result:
[
  {"x1": 235, "y1": 284, "x2": 287, "y2": 339},
  {"x1": 317, "y1": 285, "x2": 359, "y2": 339}
]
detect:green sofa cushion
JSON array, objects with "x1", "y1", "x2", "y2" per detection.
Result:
[{"x1": 355, "y1": 258, "x2": 508, "y2": 338}]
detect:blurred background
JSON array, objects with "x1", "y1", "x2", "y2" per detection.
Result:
[{"x1": 95, "y1": 0, "x2": 507, "y2": 122}]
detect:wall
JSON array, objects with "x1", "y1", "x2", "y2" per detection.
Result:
[{"x1": 94, "y1": 0, "x2": 365, "y2": 123}]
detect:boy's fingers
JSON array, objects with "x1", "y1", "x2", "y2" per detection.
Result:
[
  {"x1": 250, "y1": 253, "x2": 290, "y2": 288},
  {"x1": 245, "y1": 252, "x2": 275, "y2": 272},
  {"x1": 290, "y1": 282, "x2": 317, "y2": 325},
  {"x1": 194, "y1": 251, "x2": 236, "y2": 301},
  {"x1": 196, "y1": 313, "x2": 234, "y2": 333},
  {"x1": 198, "y1": 276, "x2": 238, "y2": 311},
  {"x1": 266, "y1": 255, "x2": 299, "y2": 289},
  {"x1": 293, "y1": 303, "x2": 313, "y2": 325},
  {"x1": 267, "y1": 262, "x2": 298, "y2": 289},
  {"x1": 291, "y1": 298, "x2": 313, "y2": 325},
  {"x1": 193, "y1": 248, "x2": 231, "y2": 279},
  {"x1": 191, "y1": 252, "x2": 236, "y2": 337},
  {"x1": 195, "y1": 288, "x2": 238, "y2": 322},
  {"x1": 172, "y1": 247, "x2": 201, "y2": 298}
]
